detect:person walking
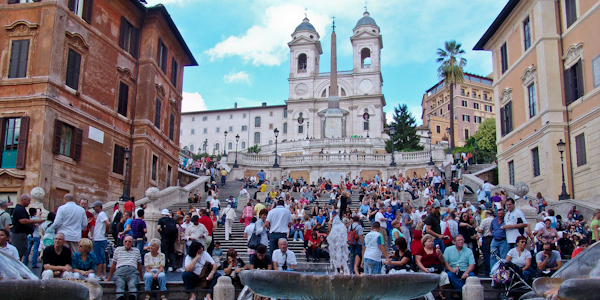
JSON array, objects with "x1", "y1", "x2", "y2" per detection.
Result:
[
  {"x1": 221, "y1": 205, "x2": 236, "y2": 241},
  {"x1": 264, "y1": 200, "x2": 292, "y2": 256}
]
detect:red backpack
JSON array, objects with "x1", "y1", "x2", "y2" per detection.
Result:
[{"x1": 348, "y1": 224, "x2": 359, "y2": 245}]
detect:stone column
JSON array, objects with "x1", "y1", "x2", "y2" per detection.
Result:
[
  {"x1": 30, "y1": 187, "x2": 49, "y2": 218},
  {"x1": 213, "y1": 275, "x2": 235, "y2": 300},
  {"x1": 513, "y1": 182, "x2": 538, "y2": 227},
  {"x1": 144, "y1": 187, "x2": 161, "y2": 240},
  {"x1": 461, "y1": 276, "x2": 483, "y2": 300}
]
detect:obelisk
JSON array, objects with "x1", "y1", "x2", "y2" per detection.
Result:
[{"x1": 324, "y1": 17, "x2": 343, "y2": 138}]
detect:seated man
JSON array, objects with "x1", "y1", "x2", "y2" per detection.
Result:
[
  {"x1": 0, "y1": 229, "x2": 19, "y2": 260},
  {"x1": 183, "y1": 241, "x2": 221, "y2": 300},
  {"x1": 443, "y1": 234, "x2": 476, "y2": 291},
  {"x1": 249, "y1": 245, "x2": 273, "y2": 270},
  {"x1": 536, "y1": 242, "x2": 562, "y2": 277},
  {"x1": 106, "y1": 235, "x2": 144, "y2": 300},
  {"x1": 272, "y1": 238, "x2": 297, "y2": 271},
  {"x1": 41, "y1": 233, "x2": 73, "y2": 279}
]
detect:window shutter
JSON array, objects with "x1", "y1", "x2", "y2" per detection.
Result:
[
  {"x1": 117, "y1": 82, "x2": 129, "y2": 116},
  {"x1": 169, "y1": 113, "x2": 175, "y2": 141},
  {"x1": 15, "y1": 116, "x2": 29, "y2": 169},
  {"x1": 500, "y1": 107, "x2": 505, "y2": 136},
  {"x1": 564, "y1": 69, "x2": 573, "y2": 104},
  {"x1": 53, "y1": 120, "x2": 63, "y2": 154},
  {"x1": 112, "y1": 144, "x2": 124, "y2": 174},
  {"x1": 130, "y1": 26, "x2": 140, "y2": 59},
  {"x1": 73, "y1": 128, "x2": 83, "y2": 161},
  {"x1": 9, "y1": 40, "x2": 29, "y2": 78},
  {"x1": 171, "y1": 58, "x2": 177, "y2": 86},
  {"x1": 154, "y1": 99, "x2": 161, "y2": 129},
  {"x1": 575, "y1": 61, "x2": 584, "y2": 99},
  {"x1": 507, "y1": 102, "x2": 513, "y2": 132},
  {"x1": 157, "y1": 38, "x2": 162, "y2": 62},
  {"x1": 0, "y1": 119, "x2": 5, "y2": 164},
  {"x1": 119, "y1": 17, "x2": 127, "y2": 49},
  {"x1": 16, "y1": 40, "x2": 29, "y2": 78},
  {"x1": 66, "y1": 49, "x2": 81, "y2": 90},
  {"x1": 162, "y1": 46, "x2": 168, "y2": 74},
  {"x1": 82, "y1": 0, "x2": 93, "y2": 23},
  {"x1": 68, "y1": 0, "x2": 76, "y2": 12},
  {"x1": 8, "y1": 0, "x2": 19, "y2": 4}
]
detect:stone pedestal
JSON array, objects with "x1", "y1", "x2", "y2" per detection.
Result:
[
  {"x1": 462, "y1": 276, "x2": 484, "y2": 300},
  {"x1": 30, "y1": 187, "x2": 49, "y2": 219},
  {"x1": 213, "y1": 276, "x2": 235, "y2": 300},
  {"x1": 324, "y1": 104, "x2": 344, "y2": 139},
  {"x1": 513, "y1": 182, "x2": 538, "y2": 227}
]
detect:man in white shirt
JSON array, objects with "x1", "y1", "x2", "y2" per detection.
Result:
[
  {"x1": 503, "y1": 198, "x2": 528, "y2": 248},
  {"x1": 239, "y1": 185, "x2": 250, "y2": 198},
  {"x1": 482, "y1": 181, "x2": 492, "y2": 205},
  {"x1": 92, "y1": 201, "x2": 110, "y2": 279},
  {"x1": 0, "y1": 229, "x2": 19, "y2": 260},
  {"x1": 53, "y1": 194, "x2": 87, "y2": 251},
  {"x1": 272, "y1": 238, "x2": 297, "y2": 271},
  {"x1": 447, "y1": 193, "x2": 457, "y2": 210},
  {"x1": 265, "y1": 200, "x2": 292, "y2": 256}
]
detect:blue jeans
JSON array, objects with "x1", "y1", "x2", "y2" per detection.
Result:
[
  {"x1": 24, "y1": 236, "x2": 40, "y2": 267},
  {"x1": 144, "y1": 271, "x2": 166, "y2": 291},
  {"x1": 440, "y1": 188, "x2": 446, "y2": 199},
  {"x1": 182, "y1": 271, "x2": 221, "y2": 297},
  {"x1": 349, "y1": 244, "x2": 362, "y2": 273},
  {"x1": 447, "y1": 271, "x2": 476, "y2": 290},
  {"x1": 364, "y1": 258, "x2": 382, "y2": 275},
  {"x1": 291, "y1": 230, "x2": 304, "y2": 241},
  {"x1": 490, "y1": 239, "x2": 508, "y2": 269},
  {"x1": 93, "y1": 240, "x2": 108, "y2": 264},
  {"x1": 485, "y1": 191, "x2": 492, "y2": 206},
  {"x1": 135, "y1": 240, "x2": 145, "y2": 264},
  {"x1": 433, "y1": 238, "x2": 446, "y2": 253}
]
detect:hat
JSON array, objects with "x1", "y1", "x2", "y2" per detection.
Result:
[
  {"x1": 432, "y1": 202, "x2": 441, "y2": 208},
  {"x1": 161, "y1": 209, "x2": 170, "y2": 215},
  {"x1": 92, "y1": 201, "x2": 103, "y2": 208},
  {"x1": 331, "y1": 210, "x2": 337, "y2": 215}
]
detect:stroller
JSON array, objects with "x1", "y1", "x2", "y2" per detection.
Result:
[{"x1": 490, "y1": 250, "x2": 533, "y2": 300}]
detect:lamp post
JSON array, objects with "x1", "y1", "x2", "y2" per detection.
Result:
[
  {"x1": 446, "y1": 127, "x2": 451, "y2": 154},
  {"x1": 223, "y1": 130, "x2": 228, "y2": 156},
  {"x1": 473, "y1": 140, "x2": 478, "y2": 165},
  {"x1": 273, "y1": 128, "x2": 280, "y2": 168},
  {"x1": 203, "y1": 139, "x2": 208, "y2": 154},
  {"x1": 234, "y1": 134, "x2": 240, "y2": 168},
  {"x1": 428, "y1": 130, "x2": 434, "y2": 165},
  {"x1": 389, "y1": 126, "x2": 396, "y2": 167},
  {"x1": 306, "y1": 122, "x2": 309, "y2": 140},
  {"x1": 121, "y1": 147, "x2": 131, "y2": 201},
  {"x1": 557, "y1": 139, "x2": 570, "y2": 200}
]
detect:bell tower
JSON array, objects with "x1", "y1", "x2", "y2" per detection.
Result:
[
  {"x1": 351, "y1": 11, "x2": 382, "y2": 73},
  {"x1": 288, "y1": 16, "x2": 322, "y2": 78}
]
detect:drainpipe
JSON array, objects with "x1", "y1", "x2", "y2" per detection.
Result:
[{"x1": 556, "y1": 1, "x2": 575, "y2": 199}]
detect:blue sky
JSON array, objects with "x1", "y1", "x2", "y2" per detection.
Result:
[{"x1": 148, "y1": 0, "x2": 507, "y2": 125}]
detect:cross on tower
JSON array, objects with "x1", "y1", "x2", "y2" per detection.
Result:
[
  {"x1": 304, "y1": 7, "x2": 308, "y2": 18},
  {"x1": 332, "y1": 16, "x2": 336, "y2": 31},
  {"x1": 364, "y1": 0, "x2": 368, "y2": 12}
]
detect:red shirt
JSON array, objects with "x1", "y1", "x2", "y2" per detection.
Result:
[
  {"x1": 82, "y1": 211, "x2": 95, "y2": 238},
  {"x1": 199, "y1": 215, "x2": 214, "y2": 236},
  {"x1": 124, "y1": 201, "x2": 134, "y2": 213},
  {"x1": 416, "y1": 247, "x2": 441, "y2": 268},
  {"x1": 571, "y1": 247, "x2": 583, "y2": 258}
]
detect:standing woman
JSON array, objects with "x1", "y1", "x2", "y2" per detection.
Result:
[
  {"x1": 340, "y1": 191, "x2": 349, "y2": 218},
  {"x1": 457, "y1": 180, "x2": 465, "y2": 203},
  {"x1": 536, "y1": 192, "x2": 546, "y2": 213},
  {"x1": 591, "y1": 209, "x2": 600, "y2": 244},
  {"x1": 242, "y1": 202, "x2": 254, "y2": 226}
]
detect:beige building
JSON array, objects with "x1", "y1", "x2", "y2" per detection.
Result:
[
  {"x1": 474, "y1": 0, "x2": 600, "y2": 200},
  {"x1": 421, "y1": 73, "x2": 495, "y2": 147}
]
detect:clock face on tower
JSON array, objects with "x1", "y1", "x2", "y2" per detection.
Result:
[{"x1": 295, "y1": 83, "x2": 308, "y2": 95}]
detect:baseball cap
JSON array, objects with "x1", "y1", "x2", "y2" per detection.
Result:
[
  {"x1": 432, "y1": 202, "x2": 441, "y2": 208},
  {"x1": 161, "y1": 209, "x2": 170, "y2": 215},
  {"x1": 92, "y1": 201, "x2": 103, "y2": 208}
]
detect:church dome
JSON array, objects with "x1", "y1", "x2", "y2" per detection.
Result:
[
  {"x1": 355, "y1": 11, "x2": 378, "y2": 28},
  {"x1": 295, "y1": 17, "x2": 317, "y2": 33}
]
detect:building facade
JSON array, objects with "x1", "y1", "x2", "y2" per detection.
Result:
[
  {"x1": 421, "y1": 73, "x2": 495, "y2": 147},
  {"x1": 180, "y1": 12, "x2": 387, "y2": 155},
  {"x1": 0, "y1": 0, "x2": 196, "y2": 211},
  {"x1": 474, "y1": 0, "x2": 600, "y2": 200}
]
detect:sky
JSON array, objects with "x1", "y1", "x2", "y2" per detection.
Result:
[{"x1": 147, "y1": 0, "x2": 508, "y2": 125}]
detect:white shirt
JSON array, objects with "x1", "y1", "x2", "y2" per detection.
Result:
[
  {"x1": 185, "y1": 223, "x2": 208, "y2": 245},
  {"x1": 0, "y1": 243, "x2": 19, "y2": 260},
  {"x1": 375, "y1": 212, "x2": 387, "y2": 230},
  {"x1": 240, "y1": 189, "x2": 249, "y2": 198},
  {"x1": 504, "y1": 208, "x2": 527, "y2": 244},
  {"x1": 53, "y1": 201, "x2": 88, "y2": 242},
  {"x1": 507, "y1": 248, "x2": 531, "y2": 268},
  {"x1": 272, "y1": 249, "x2": 297, "y2": 270},
  {"x1": 210, "y1": 198, "x2": 220, "y2": 209},
  {"x1": 93, "y1": 211, "x2": 108, "y2": 241},
  {"x1": 363, "y1": 231, "x2": 384, "y2": 261},
  {"x1": 448, "y1": 195, "x2": 457, "y2": 210},
  {"x1": 482, "y1": 182, "x2": 492, "y2": 192},
  {"x1": 222, "y1": 207, "x2": 236, "y2": 221},
  {"x1": 184, "y1": 251, "x2": 215, "y2": 276},
  {"x1": 266, "y1": 206, "x2": 292, "y2": 234}
]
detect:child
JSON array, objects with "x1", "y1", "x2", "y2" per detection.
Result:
[{"x1": 212, "y1": 241, "x2": 223, "y2": 268}]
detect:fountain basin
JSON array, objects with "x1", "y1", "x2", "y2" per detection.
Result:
[{"x1": 240, "y1": 270, "x2": 440, "y2": 300}]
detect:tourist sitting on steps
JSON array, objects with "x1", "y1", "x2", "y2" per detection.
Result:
[
  {"x1": 106, "y1": 235, "x2": 144, "y2": 300},
  {"x1": 272, "y1": 238, "x2": 297, "y2": 271},
  {"x1": 71, "y1": 238, "x2": 97, "y2": 279},
  {"x1": 41, "y1": 233, "x2": 73, "y2": 280},
  {"x1": 143, "y1": 238, "x2": 167, "y2": 300},
  {"x1": 182, "y1": 241, "x2": 221, "y2": 300},
  {"x1": 444, "y1": 234, "x2": 476, "y2": 294},
  {"x1": 249, "y1": 244, "x2": 272, "y2": 270}
]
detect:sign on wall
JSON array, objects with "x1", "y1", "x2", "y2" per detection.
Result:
[{"x1": 88, "y1": 126, "x2": 104, "y2": 144}]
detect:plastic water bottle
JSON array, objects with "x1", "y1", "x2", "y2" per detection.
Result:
[{"x1": 428, "y1": 267, "x2": 435, "y2": 272}]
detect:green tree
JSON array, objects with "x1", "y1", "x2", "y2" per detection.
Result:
[
  {"x1": 437, "y1": 40, "x2": 467, "y2": 150},
  {"x1": 453, "y1": 118, "x2": 497, "y2": 163},
  {"x1": 247, "y1": 145, "x2": 261, "y2": 154},
  {"x1": 385, "y1": 104, "x2": 424, "y2": 152}
]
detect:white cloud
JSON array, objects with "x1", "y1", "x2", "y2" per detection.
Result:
[
  {"x1": 224, "y1": 70, "x2": 251, "y2": 84},
  {"x1": 181, "y1": 92, "x2": 207, "y2": 112}
]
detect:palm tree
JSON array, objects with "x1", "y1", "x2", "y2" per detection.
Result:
[{"x1": 437, "y1": 40, "x2": 467, "y2": 150}]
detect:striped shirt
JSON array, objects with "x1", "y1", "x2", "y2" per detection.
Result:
[{"x1": 113, "y1": 246, "x2": 141, "y2": 269}]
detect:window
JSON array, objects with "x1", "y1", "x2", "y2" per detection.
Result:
[
  {"x1": 112, "y1": 144, "x2": 125, "y2": 175},
  {"x1": 440, "y1": 109, "x2": 443, "y2": 115},
  {"x1": 151, "y1": 155, "x2": 157, "y2": 181},
  {"x1": 268, "y1": 140, "x2": 273, "y2": 145},
  {"x1": 283, "y1": 123, "x2": 287, "y2": 134},
  {"x1": 216, "y1": 127, "x2": 220, "y2": 133},
  {"x1": 216, "y1": 115, "x2": 220, "y2": 120},
  {"x1": 117, "y1": 81, "x2": 129, "y2": 117},
  {"x1": 171, "y1": 58, "x2": 178, "y2": 86},
  {"x1": 228, "y1": 142, "x2": 232, "y2": 150},
  {"x1": 462, "y1": 115, "x2": 470, "y2": 122},
  {"x1": 202, "y1": 116, "x2": 207, "y2": 121},
  {"x1": 462, "y1": 100, "x2": 468, "y2": 107},
  {"x1": 474, "y1": 116, "x2": 482, "y2": 123},
  {"x1": 1, "y1": 117, "x2": 29, "y2": 169},
  {"x1": 229, "y1": 114, "x2": 233, "y2": 119},
  {"x1": 166, "y1": 165, "x2": 172, "y2": 187},
  {"x1": 565, "y1": 0, "x2": 577, "y2": 28},
  {"x1": 523, "y1": 17, "x2": 531, "y2": 51},
  {"x1": 461, "y1": 89, "x2": 465, "y2": 96},
  {"x1": 532, "y1": 147, "x2": 540, "y2": 177},
  {"x1": 66, "y1": 49, "x2": 82, "y2": 90},
  {"x1": 67, "y1": 0, "x2": 93, "y2": 23},
  {"x1": 254, "y1": 132, "x2": 260, "y2": 144},
  {"x1": 269, "y1": 124, "x2": 273, "y2": 130},
  {"x1": 191, "y1": 129, "x2": 195, "y2": 134},
  {"x1": 169, "y1": 113, "x2": 175, "y2": 141},
  {"x1": 203, "y1": 128, "x2": 207, "y2": 134},
  {"x1": 53, "y1": 120, "x2": 82, "y2": 161},
  {"x1": 473, "y1": 103, "x2": 480, "y2": 110},
  {"x1": 485, "y1": 105, "x2": 493, "y2": 112},
  {"x1": 255, "y1": 116, "x2": 261, "y2": 127},
  {"x1": 564, "y1": 60, "x2": 584, "y2": 104},
  {"x1": 241, "y1": 125, "x2": 247, "y2": 131},
  {"x1": 472, "y1": 91, "x2": 478, "y2": 99},
  {"x1": 191, "y1": 117, "x2": 195, "y2": 121},
  {"x1": 361, "y1": 48, "x2": 371, "y2": 68},
  {"x1": 363, "y1": 121, "x2": 369, "y2": 131},
  {"x1": 484, "y1": 94, "x2": 488, "y2": 100},
  {"x1": 269, "y1": 111, "x2": 273, "y2": 117},
  {"x1": 298, "y1": 125, "x2": 303, "y2": 134},
  {"x1": 8, "y1": 39, "x2": 29, "y2": 78},
  {"x1": 243, "y1": 113, "x2": 246, "y2": 118},
  {"x1": 464, "y1": 129, "x2": 469, "y2": 139},
  {"x1": 500, "y1": 42, "x2": 508, "y2": 74},
  {"x1": 283, "y1": 108, "x2": 288, "y2": 118},
  {"x1": 241, "y1": 141, "x2": 246, "y2": 149},
  {"x1": 575, "y1": 133, "x2": 587, "y2": 167},
  {"x1": 500, "y1": 101, "x2": 513, "y2": 136},
  {"x1": 508, "y1": 160, "x2": 515, "y2": 185},
  {"x1": 215, "y1": 143, "x2": 219, "y2": 151},
  {"x1": 297, "y1": 53, "x2": 307, "y2": 72},
  {"x1": 157, "y1": 39, "x2": 168, "y2": 74},
  {"x1": 119, "y1": 17, "x2": 140, "y2": 58},
  {"x1": 228, "y1": 126, "x2": 233, "y2": 132},
  {"x1": 154, "y1": 98, "x2": 161, "y2": 129},
  {"x1": 189, "y1": 144, "x2": 194, "y2": 152},
  {"x1": 528, "y1": 84, "x2": 537, "y2": 118},
  {"x1": 447, "y1": 104, "x2": 450, "y2": 110},
  {"x1": 436, "y1": 125, "x2": 440, "y2": 133}
]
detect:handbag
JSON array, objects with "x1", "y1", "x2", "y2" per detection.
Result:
[
  {"x1": 247, "y1": 223, "x2": 261, "y2": 249},
  {"x1": 443, "y1": 221, "x2": 453, "y2": 246}
]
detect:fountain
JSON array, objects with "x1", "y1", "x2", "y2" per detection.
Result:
[{"x1": 239, "y1": 216, "x2": 440, "y2": 300}]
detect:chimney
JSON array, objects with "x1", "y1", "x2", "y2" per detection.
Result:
[
  {"x1": 234, "y1": 102, "x2": 238, "y2": 108},
  {"x1": 262, "y1": 102, "x2": 267, "y2": 107}
]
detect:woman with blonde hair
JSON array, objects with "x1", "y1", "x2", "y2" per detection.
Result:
[
  {"x1": 415, "y1": 234, "x2": 450, "y2": 299},
  {"x1": 411, "y1": 222, "x2": 425, "y2": 255},
  {"x1": 590, "y1": 209, "x2": 600, "y2": 243},
  {"x1": 144, "y1": 238, "x2": 167, "y2": 300},
  {"x1": 72, "y1": 238, "x2": 97, "y2": 279}
]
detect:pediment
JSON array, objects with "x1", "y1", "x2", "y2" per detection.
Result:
[
  {"x1": 317, "y1": 108, "x2": 349, "y2": 116},
  {"x1": 0, "y1": 170, "x2": 25, "y2": 188},
  {"x1": 352, "y1": 31, "x2": 378, "y2": 39},
  {"x1": 288, "y1": 36, "x2": 321, "y2": 46}
]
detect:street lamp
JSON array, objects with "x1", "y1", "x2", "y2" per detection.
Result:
[
  {"x1": 473, "y1": 140, "x2": 478, "y2": 165},
  {"x1": 557, "y1": 139, "x2": 570, "y2": 200},
  {"x1": 234, "y1": 134, "x2": 240, "y2": 168},
  {"x1": 446, "y1": 127, "x2": 451, "y2": 154},
  {"x1": 203, "y1": 139, "x2": 208, "y2": 154},
  {"x1": 121, "y1": 147, "x2": 131, "y2": 201},
  {"x1": 389, "y1": 126, "x2": 396, "y2": 167},
  {"x1": 223, "y1": 130, "x2": 228, "y2": 156},
  {"x1": 428, "y1": 130, "x2": 434, "y2": 165},
  {"x1": 306, "y1": 121, "x2": 309, "y2": 140},
  {"x1": 273, "y1": 128, "x2": 280, "y2": 168}
]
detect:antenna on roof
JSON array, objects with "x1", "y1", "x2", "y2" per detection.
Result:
[{"x1": 332, "y1": 16, "x2": 336, "y2": 32}]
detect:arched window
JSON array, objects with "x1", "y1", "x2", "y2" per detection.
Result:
[
  {"x1": 189, "y1": 144, "x2": 195, "y2": 152},
  {"x1": 254, "y1": 132, "x2": 260, "y2": 144},
  {"x1": 241, "y1": 141, "x2": 246, "y2": 149},
  {"x1": 283, "y1": 108, "x2": 288, "y2": 118},
  {"x1": 215, "y1": 143, "x2": 220, "y2": 150},
  {"x1": 341, "y1": 88, "x2": 346, "y2": 96},
  {"x1": 297, "y1": 53, "x2": 307, "y2": 72},
  {"x1": 268, "y1": 140, "x2": 273, "y2": 145},
  {"x1": 255, "y1": 116, "x2": 261, "y2": 127},
  {"x1": 361, "y1": 48, "x2": 371, "y2": 68},
  {"x1": 283, "y1": 122, "x2": 288, "y2": 134},
  {"x1": 321, "y1": 88, "x2": 327, "y2": 98},
  {"x1": 228, "y1": 142, "x2": 232, "y2": 150}
]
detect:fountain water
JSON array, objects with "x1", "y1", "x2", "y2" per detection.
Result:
[{"x1": 326, "y1": 216, "x2": 350, "y2": 275}]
